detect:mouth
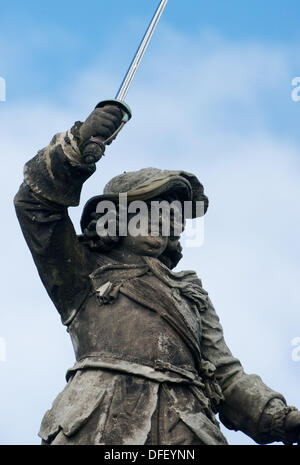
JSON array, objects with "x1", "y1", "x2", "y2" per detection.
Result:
[{"x1": 151, "y1": 238, "x2": 165, "y2": 249}]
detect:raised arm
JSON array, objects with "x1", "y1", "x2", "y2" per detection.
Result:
[{"x1": 14, "y1": 105, "x2": 123, "y2": 325}]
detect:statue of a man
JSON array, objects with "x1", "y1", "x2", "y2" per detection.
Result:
[{"x1": 14, "y1": 104, "x2": 300, "y2": 445}]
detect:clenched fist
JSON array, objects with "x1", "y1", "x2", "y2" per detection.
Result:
[
  {"x1": 79, "y1": 104, "x2": 124, "y2": 164},
  {"x1": 284, "y1": 409, "x2": 300, "y2": 444}
]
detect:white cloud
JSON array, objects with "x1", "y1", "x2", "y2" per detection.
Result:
[{"x1": 1, "y1": 28, "x2": 299, "y2": 445}]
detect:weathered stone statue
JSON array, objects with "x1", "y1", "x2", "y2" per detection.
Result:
[{"x1": 14, "y1": 105, "x2": 300, "y2": 445}]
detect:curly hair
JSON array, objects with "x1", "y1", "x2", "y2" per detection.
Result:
[{"x1": 78, "y1": 211, "x2": 183, "y2": 270}]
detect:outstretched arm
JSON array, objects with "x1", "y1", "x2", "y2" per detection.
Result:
[
  {"x1": 14, "y1": 105, "x2": 123, "y2": 325},
  {"x1": 200, "y1": 294, "x2": 300, "y2": 444}
]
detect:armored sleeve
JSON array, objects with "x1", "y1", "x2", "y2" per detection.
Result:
[
  {"x1": 14, "y1": 123, "x2": 96, "y2": 325},
  {"x1": 200, "y1": 295, "x2": 289, "y2": 444}
]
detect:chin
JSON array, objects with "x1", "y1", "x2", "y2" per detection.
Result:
[{"x1": 142, "y1": 236, "x2": 168, "y2": 256}]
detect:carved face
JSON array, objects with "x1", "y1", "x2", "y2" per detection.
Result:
[{"x1": 120, "y1": 195, "x2": 185, "y2": 258}]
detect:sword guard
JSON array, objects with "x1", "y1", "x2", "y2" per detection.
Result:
[{"x1": 95, "y1": 99, "x2": 132, "y2": 123}]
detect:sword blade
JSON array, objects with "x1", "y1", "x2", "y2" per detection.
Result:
[{"x1": 116, "y1": 0, "x2": 168, "y2": 101}]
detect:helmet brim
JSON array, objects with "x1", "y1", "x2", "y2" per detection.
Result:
[{"x1": 80, "y1": 175, "x2": 208, "y2": 233}]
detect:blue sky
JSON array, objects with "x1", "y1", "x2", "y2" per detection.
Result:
[
  {"x1": 2, "y1": 0, "x2": 300, "y2": 139},
  {"x1": 2, "y1": 0, "x2": 300, "y2": 97},
  {"x1": 1, "y1": 0, "x2": 300, "y2": 446}
]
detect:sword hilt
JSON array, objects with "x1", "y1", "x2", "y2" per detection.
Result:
[{"x1": 82, "y1": 99, "x2": 132, "y2": 164}]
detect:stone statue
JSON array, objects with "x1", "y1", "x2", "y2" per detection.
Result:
[{"x1": 14, "y1": 104, "x2": 300, "y2": 445}]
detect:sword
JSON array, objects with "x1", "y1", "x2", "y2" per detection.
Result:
[{"x1": 83, "y1": 0, "x2": 168, "y2": 164}]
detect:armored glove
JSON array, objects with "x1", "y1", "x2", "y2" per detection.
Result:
[{"x1": 78, "y1": 105, "x2": 124, "y2": 163}]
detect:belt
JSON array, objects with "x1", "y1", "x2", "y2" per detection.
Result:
[{"x1": 66, "y1": 355, "x2": 205, "y2": 388}]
